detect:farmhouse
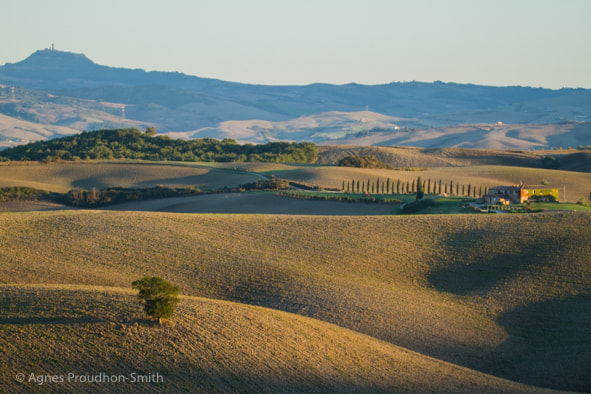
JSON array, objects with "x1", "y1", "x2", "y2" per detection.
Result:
[{"x1": 483, "y1": 184, "x2": 559, "y2": 204}]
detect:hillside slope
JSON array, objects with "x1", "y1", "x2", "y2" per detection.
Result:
[
  {"x1": 1, "y1": 49, "x2": 590, "y2": 142},
  {"x1": 0, "y1": 113, "x2": 78, "y2": 147},
  {"x1": 325, "y1": 122, "x2": 591, "y2": 150},
  {"x1": 0, "y1": 284, "x2": 548, "y2": 393},
  {"x1": 0, "y1": 162, "x2": 260, "y2": 193},
  {"x1": 1, "y1": 211, "x2": 589, "y2": 391},
  {"x1": 316, "y1": 145, "x2": 544, "y2": 167}
]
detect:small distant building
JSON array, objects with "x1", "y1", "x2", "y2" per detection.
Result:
[{"x1": 483, "y1": 184, "x2": 559, "y2": 204}]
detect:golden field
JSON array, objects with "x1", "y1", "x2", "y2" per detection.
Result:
[
  {"x1": 0, "y1": 148, "x2": 590, "y2": 392},
  {"x1": 0, "y1": 210, "x2": 589, "y2": 392}
]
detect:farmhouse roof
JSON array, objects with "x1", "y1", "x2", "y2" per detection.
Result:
[{"x1": 522, "y1": 185, "x2": 552, "y2": 189}]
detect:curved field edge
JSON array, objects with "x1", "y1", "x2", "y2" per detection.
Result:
[
  {"x1": 0, "y1": 210, "x2": 589, "y2": 391},
  {"x1": 0, "y1": 284, "x2": 550, "y2": 394},
  {"x1": 1, "y1": 160, "x2": 590, "y2": 204},
  {"x1": 0, "y1": 161, "x2": 261, "y2": 193},
  {"x1": 264, "y1": 165, "x2": 591, "y2": 203}
]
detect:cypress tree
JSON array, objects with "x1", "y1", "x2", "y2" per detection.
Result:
[
  {"x1": 427, "y1": 179, "x2": 431, "y2": 194},
  {"x1": 438, "y1": 179, "x2": 442, "y2": 194},
  {"x1": 386, "y1": 178, "x2": 391, "y2": 194},
  {"x1": 357, "y1": 180, "x2": 360, "y2": 193},
  {"x1": 450, "y1": 180, "x2": 453, "y2": 195},
  {"x1": 411, "y1": 180, "x2": 415, "y2": 193},
  {"x1": 396, "y1": 179, "x2": 400, "y2": 194},
  {"x1": 406, "y1": 180, "x2": 410, "y2": 194},
  {"x1": 376, "y1": 178, "x2": 380, "y2": 194},
  {"x1": 416, "y1": 176, "x2": 424, "y2": 200}
]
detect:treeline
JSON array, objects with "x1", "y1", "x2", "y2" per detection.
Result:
[
  {"x1": 342, "y1": 177, "x2": 488, "y2": 198},
  {"x1": 60, "y1": 186, "x2": 202, "y2": 207},
  {"x1": 240, "y1": 178, "x2": 292, "y2": 191},
  {"x1": 0, "y1": 128, "x2": 318, "y2": 163},
  {"x1": 278, "y1": 191, "x2": 402, "y2": 204},
  {"x1": 0, "y1": 185, "x2": 205, "y2": 207},
  {"x1": 338, "y1": 155, "x2": 393, "y2": 169},
  {"x1": 0, "y1": 186, "x2": 51, "y2": 202}
]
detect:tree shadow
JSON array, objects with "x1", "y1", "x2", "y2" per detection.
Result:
[{"x1": 0, "y1": 316, "x2": 105, "y2": 325}]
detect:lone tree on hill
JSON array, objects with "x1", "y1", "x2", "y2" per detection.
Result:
[{"x1": 132, "y1": 276, "x2": 180, "y2": 325}]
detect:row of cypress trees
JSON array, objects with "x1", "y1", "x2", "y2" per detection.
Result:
[{"x1": 341, "y1": 177, "x2": 488, "y2": 198}]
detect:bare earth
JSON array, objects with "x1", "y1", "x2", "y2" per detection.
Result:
[{"x1": 104, "y1": 193, "x2": 397, "y2": 215}]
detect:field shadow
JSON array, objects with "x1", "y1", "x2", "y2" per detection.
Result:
[
  {"x1": 428, "y1": 228, "x2": 564, "y2": 295},
  {"x1": 494, "y1": 294, "x2": 591, "y2": 392},
  {"x1": 0, "y1": 315, "x2": 106, "y2": 325},
  {"x1": 0, "y1": 288, "x2": 141, "y2": 327},
  {"x1": 134, "y1": 175, "x2": 221, "y2": 188},
  {"x1": 106, "y1": 193, "x2": 395, "y2": 216}
]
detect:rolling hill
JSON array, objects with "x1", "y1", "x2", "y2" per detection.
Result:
[
  {"x1": 0, "y1": 156, "x2": 589, "y2": 391},
  {"x1": 0, "y1": 284, "x2": 547, "y2": 393},
  {"x1": 0, "y1": 48, "x2": 589, "y2": 393},
  {"x1": 0, "y1": 113, "x2": 78, "y2": 148},
  {"x1": 1, "y1": 49, "x2": 590, "y2": 149},
  {"x1": 0, "y1": 211, "x2": 589, "y2": 392},
  {"x1": 0, "y1": 162, "x2": 261, "y2": 193}
]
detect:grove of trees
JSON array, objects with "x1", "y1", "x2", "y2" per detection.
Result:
[
  {"x1": 0, "y1": 128, "x2": 318, "y2": 163},
  {"x1": 337, "y1": 155, "x2": 393, "y2": 169}
]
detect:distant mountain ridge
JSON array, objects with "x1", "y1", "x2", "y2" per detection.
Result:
[
  {"x1": 0, "y1": 49, "x2": 590, "y2": 149},
  {"x1": 0, "y1": 49, "x2": 231, "y2": 90}
]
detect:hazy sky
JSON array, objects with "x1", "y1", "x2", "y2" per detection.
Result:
[{"x1": 2, "y1": 0, "x2": 590, "y2": 88}]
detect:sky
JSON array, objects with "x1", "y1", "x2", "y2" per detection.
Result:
[{"x1": 2, "y1": 0, "x2": 590, "y2": 89}]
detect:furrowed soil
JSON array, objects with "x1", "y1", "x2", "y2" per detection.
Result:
[
  {"x1": 104, "y1": 193, "x2": 397, "y2": 215},
  {"x1": 1, "y1": 210, "x2": 589, "y2": 392},
  {"x1": 0, "y1": 285, "x2": 545, "y2": 393}
]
